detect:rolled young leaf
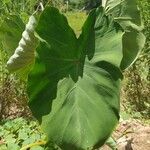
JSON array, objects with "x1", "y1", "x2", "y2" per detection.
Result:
[{"x1": 6, "y1": 15, "x2": 38, "y2": 79}]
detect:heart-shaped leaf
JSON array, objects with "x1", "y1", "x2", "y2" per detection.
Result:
[{"x1": 28, "y1": 7, "x2": 123, "y2": 149}]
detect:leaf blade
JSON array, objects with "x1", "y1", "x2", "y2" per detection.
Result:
[
  {"x1": 28, "y1": 7, "x2": 123, "y2": 149},
  {"x1": 103, "y1": 0, "x2": 146, "y2": 70}
]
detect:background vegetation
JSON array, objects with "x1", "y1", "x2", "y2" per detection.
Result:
[
  {"x1": 121, "y1": 0, "x2": 150, "y2": 119},
  {"x1": 0, "y1": 0, "x2": 149, "y2": 149}
]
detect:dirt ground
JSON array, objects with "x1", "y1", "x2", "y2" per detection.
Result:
[{"x1": 102, "y1": 119, "x2": 150, "y2": 150}]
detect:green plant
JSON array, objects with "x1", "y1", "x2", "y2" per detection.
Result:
[
  {"x1": 0, "y1": 0, "x2": 37, "y2": 15},
  {"x1": 0, "y1": 0, "x2": 38, "y2": 120},
  {"x1": 0, "y1": 118, "x2": 118, "y2": 150},
  {"x1": 121, "y1": 0, "x2": 150, "y2": 119},
  {"x1": 0, "y1": 15, "x2": 30, "y2": 120},
  {"x1": 1, "y1": 0, "x2": 145, "y2": 149},
  {"x1": 6, "y1": 14, "x2": 38, "y2": 80},
  {"x1": 0, "y1": 117, "x2": 48, "y2": 150}
]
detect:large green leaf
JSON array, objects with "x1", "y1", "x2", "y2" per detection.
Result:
[
  {"x1": 28, "y1": 7, "x2": 123, "y2": 149},
  {"x1": 102, "y1": 0, "x2": 146, "y2": 70}
]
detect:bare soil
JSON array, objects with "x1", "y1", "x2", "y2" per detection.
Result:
[{"x1": 102, "y1": 119, "x2": 150, "y2": 150}]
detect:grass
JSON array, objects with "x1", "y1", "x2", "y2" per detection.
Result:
[{"x1": 64, "y1": 11, "x2": 87, "y2": 37}]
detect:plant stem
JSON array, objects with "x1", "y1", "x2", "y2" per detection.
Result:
[{"x1": 20, "y1": 140, "x2": 47, "y2": 150}]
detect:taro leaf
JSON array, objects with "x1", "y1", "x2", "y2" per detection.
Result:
[
  {"x1": 102, "y1": 0, "x2": 143, "y2": 30},
  {"x1": 121, "y1": 30, "x2": 145, "y2": 70},
  {"x1": 102, "y1": 0, "x2": 146, "y2": 70},
  {"x1": 28, "y1": 7, "x2": 123, "y2": 150},
  {"x1": 0, "y1": 15, "x2": 25, "y2": 56},
  {"x1": 3, "y1": 15, "x2": 38, "y2": 80}
]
